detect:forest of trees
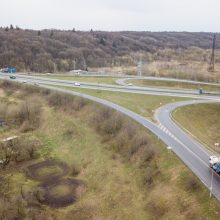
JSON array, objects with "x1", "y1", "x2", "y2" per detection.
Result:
[{"x1": 0, "y1": 26, "x2": 219, "y2": 72}]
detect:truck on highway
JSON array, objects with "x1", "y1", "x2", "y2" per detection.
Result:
[
  {"x1": 209, "y1": 156, "x2": 220, "y2": 174},
  {"x1": 1, "y1": 68, "x2": 17, "y2": 73},
  {"x1": 213, "y1": 163, "x2": 220, "y2": 174}
]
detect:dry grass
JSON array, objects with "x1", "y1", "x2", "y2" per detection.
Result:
[
  {"x1": 47, "y1": 92, "x2": 87, "y2": 111},
  {"x1": 173, "y1": 103, "x2": 220, "y2": 152},
  {"x1": 1, "y1": 81, "x2": 220, "y2": 219},
  {"x1": 128, "y1": 79, "x2": 220, "y2": 92}
]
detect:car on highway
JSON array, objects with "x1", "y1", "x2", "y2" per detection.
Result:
[
  {"x1": 23, "y1": 80, "x2": 27, "y2": 83},
  {"x1": 127, "y1": 83, "x2": 133, "y2": 86},
  {"x1": 74, "y1": 82, "x2": 80, "y2": 86},
  {"x1": 9, "y1": 75, "x2": 16, "y2": 79}
]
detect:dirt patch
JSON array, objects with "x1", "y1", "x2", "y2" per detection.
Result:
[
  {"x1": 26, "y1": 160, "x2": 70, "y2": 182},
  {"x1": 38, "y1": 178, "x2": 85, "y2": 208},
  {"x1": 0, "y1": 89, "x2": 5, "y2": 97}
]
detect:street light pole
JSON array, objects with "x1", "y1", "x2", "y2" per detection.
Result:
[{"x1": 210, "y1": 169, "x2": 214, "y2": 198}]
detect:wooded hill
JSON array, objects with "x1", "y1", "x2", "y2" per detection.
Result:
[{"x1": 0, "y1": 27, "x2": 219, "y2": 72}]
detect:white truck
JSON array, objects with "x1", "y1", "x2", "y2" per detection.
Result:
[{"x1": 209, "y1": 155, "x2": 220, "y2": 168}]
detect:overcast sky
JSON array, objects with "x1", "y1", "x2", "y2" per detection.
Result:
[{"x1": 0, "y1": 0, "x2": 219, "y2": 32}]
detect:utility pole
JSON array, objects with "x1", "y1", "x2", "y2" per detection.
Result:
[
  {"x1": 208, "y1": 34, "x2": 216, "y2": 72},
  {"x1": 137, "y1": 57, "x2": 142, "y2": 77}
]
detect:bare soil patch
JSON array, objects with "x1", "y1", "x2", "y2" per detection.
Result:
[
  {"x1": 25, "y1": 160, "x2": 70, "y2": 182},
  {"x1": 38, "y1": 178, "x2": 85, "y2": 208}
]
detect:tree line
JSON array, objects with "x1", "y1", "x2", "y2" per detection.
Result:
[{"x1": 0, "y1": 26, "x2": 219, "y2": 72}]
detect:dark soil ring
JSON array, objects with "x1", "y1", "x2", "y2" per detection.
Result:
[
  {"x1": 39, "y1": 178, "x2": 83, "y2": 207},
  {"x1": 26, "y1": 160, "x2": 70, "y2": 182}
]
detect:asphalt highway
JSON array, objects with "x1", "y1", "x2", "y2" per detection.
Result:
[
  {"x1": 1, "y1": 74, "x2": 220, "y2": 101},
  {"x1": 1, "y1": 74, "x2": 220, "y2": 200}
]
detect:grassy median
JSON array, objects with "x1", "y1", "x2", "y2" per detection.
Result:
[
  {"x1": 59, "y1": 86, "x2": 190, "y2": 120},
  {"x1": 33, "y1": 74, "x2": 118, "y2": 84},
  {"x1": 128, "y1": 79, "x2": 220, "y2": 92}
]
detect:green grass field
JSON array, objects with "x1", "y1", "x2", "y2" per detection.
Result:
[
  {"x1": 58, "y1": 86, "x2": 190, "y2": 119},
  {"x1": 173, "y1": 103, "x2": 220, "y2": 153},
  {"x1": 33, "y1": 74, "x2": 118, "y2": 84}
]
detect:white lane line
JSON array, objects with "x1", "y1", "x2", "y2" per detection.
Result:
[{"x1": 157, "y1": 123, "x2": 209, "y2": 168}]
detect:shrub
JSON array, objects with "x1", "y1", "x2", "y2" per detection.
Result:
[
  {"x1": 23, "y1": 84, "x2": 41, "y2": 94},
  {"x1": 71, "y1": 97, "x2": 87, "y2": 111},
  {"x1": 62, "y1": 127, "x2": 76, "y2": 139},
  {"x1": 185, "y1": 175, "x2": 200, "y2": 191},
  {"x1": 0, "y1": 80, "x2": 20, "y2": 91},
  {"x1": 48, "y1": 92, "x2": 73, "y2": 108},
  {"x1": 101, "y1": 113, "x2": 123, "y2": 136},
  {"x1": 146, "y1": 196, "x2": 169, "y2": 218},
  {"x1": 141, "y1": 145, "x2": 156, "y2": 163},
  {"x1": 0, "y1": 103, "x2": 7, "y2": 121},
  {"x1": 91, "y1": 106, "x2": 157, "y2": 165},
  {"x1": 71, "y1": 165, "x2": 80, "y2": 176},
  {"x1": 0, "y1": 137, "x2": 41, "y2": 167},
  {"x1": 5, "y1": 98, "x2": 42, "y2": 132},
  {"x1": 47, "y1": 92, "x2": 86, "y2": 111},
  {"x1": 144, "y1": 167, "x2": 154, "y2": 185},
  {"x1": 91, "y1": 107, "x2": 113, "y2": 131}
]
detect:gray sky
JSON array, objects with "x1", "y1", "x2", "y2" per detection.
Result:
[{"x1": 0, "y1": 0, "x2": 219, "y2": 31}]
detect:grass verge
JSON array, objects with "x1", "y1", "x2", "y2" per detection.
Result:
[
  {"x1": 173, "y1": 103, "x2": 220, "y2": 153},
  {"x1": 57, "y1": 86, "x2": 190, "y2": 120}
]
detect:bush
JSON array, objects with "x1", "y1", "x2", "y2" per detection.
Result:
[
  {"x1": 0, "y1": 80, "x2": 20, "y2": 92},
  {"x1": 185, "y1": 175, "x2": 200, "y2": 191},
  {"x1": 0, "y1": 137, "x2": 41, "y2": 167},
  {"x1": 5, "y1": 98, "x2": 42, "y2": 132},
  {"x1": 49, "y1": 92, "x2": 71, "y2": 108},
  {"x1": 47, "y1": 92, "x2": 86, "y2": 111},
  {"x1": 0, "y1": 103, "x2": 7, "y2": 121},
  {"x1": 71, "y1": 97, "x2": 87, "y2": 111},
  {"x1": 146, "y1": 196, "x2": 169, "y2": 218},
  {"x1": 71, "y1": 165, "x2": 80, "y2": 176},
  {"x1": 144, "y1": 167, "x2": 154, "y2": 185},
  {"x1": 141, "y1": 145, "x2": 156, "y2": 163},
  {"x1": 91, "y1": 106, "x2": 157, "y2": 165}
]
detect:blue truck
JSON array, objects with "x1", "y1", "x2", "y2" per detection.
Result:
[
  {"x1": 1, "y1": 68, "x2": 17, "y2": 73},
  {"x1": 212, "y1": 163, "x2": 220, "y2": 174}
]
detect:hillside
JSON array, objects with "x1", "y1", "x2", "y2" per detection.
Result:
[{"x1": 0, "y1": 27, "x2": 219, "y2": 73}]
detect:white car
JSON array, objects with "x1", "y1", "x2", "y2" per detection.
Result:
[
  {"x1": 127, "y1": 83, "x2": 133, "y2": 86},
  {"x1": 23, "y1": 80, "x2": 27, "y2": 83},
  {"x1": 74, "y1": 82, "x2": 80, "y2": 86}
]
